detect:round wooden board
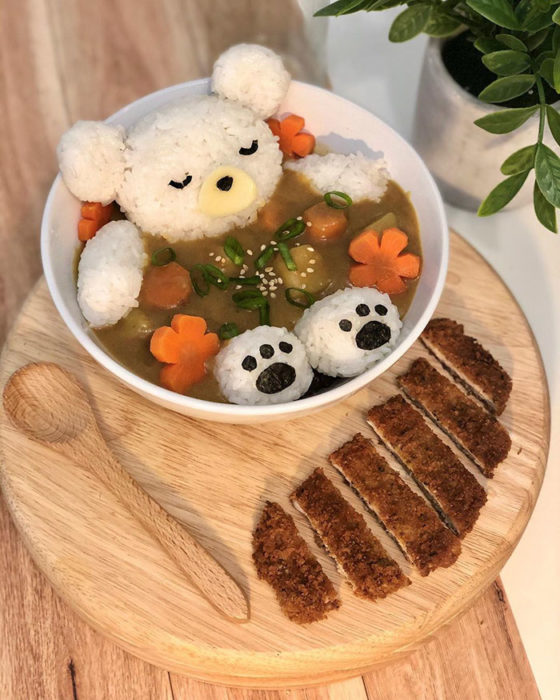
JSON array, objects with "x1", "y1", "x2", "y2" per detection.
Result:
[{"x1": 0, "y1": 232, "x2": 550, "y2": 688}]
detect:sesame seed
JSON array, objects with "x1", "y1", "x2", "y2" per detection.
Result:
[
  {"x1": 269, "y1": 285, "x2": 277, "y2": 291},
  {"x1": 209, "y1": 251, "x2": 215, "y2": 257},
  {"x1": 270, "y1": 292, "x2": 276, "y2": 299},
  {"x1": 296, "y1": 216, "x2": 303, "y2": 220},
  {"x1": 264, "y1": 266, "x2": 273, "y2": 273},
  {"x1": 307, "y1": 246, "x2": 314, "y2": 251},
  {"x1": 247, "y1": 249, "x2": 253, "y2": 256},
  {"x1": 270, "y1": 240, "x2": 277, "y2": 245},
  {"x1": 301, "y1": 284, "x2": 307, "y2": 289},
  {"x1": 306, "y1": 221, "x2": 312, "y2": 227},
  {"x1": 300, "y1": 272, "x2": 307, "y2": 278},
  {"x1": 235, "y1": 285, "x2": 242, "y2": 290},
  {"x1": 242, "y1": 264, "x2": 248, "y2": 271},
  {"x1": 307, "y1": 267, "x2": 314, "y2": 273},
  {"x1": 278, "y1": 278, "x2": 284, "y2": 284},
  {"x1": 262, "y1": 290, "x2": 269, "y2": 297},
  {"x1": 215, "y1": 256, "x2": 222, "y2": 263},
  {"x1": 260, "y1": 244, "x2": 266, "y2": 251}
]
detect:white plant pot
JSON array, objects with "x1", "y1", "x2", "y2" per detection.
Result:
[{"x1": 413, "y1": 38, "x2": 539, "y2": 211}]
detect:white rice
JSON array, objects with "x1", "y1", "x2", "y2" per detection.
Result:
[
  {"x1": 214, "y1": 326, "x2": 313, "y2": 405},
  {"x1": 212, "y1": 44, "x2": 290, "y2": 119},
  {"x1": 294, "y1": 288, "x2": 401, "y2": 377},
  {"x1": 286, "y1": 152, "x2": 389, "y2": 202},
  {"x1": 57, "y1": 121, "x2": 126, "y2": 205},
  {"x1": 77, "y1": 220, "x2": 146, "y2": 328}
]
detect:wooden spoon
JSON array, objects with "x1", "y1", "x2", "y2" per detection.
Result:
[{"x1": 2, "y1": 362, "x2": 249, "y2": 622}]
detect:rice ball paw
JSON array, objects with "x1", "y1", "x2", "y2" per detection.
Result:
[
  {"x1": 56, "y1": 45, "x2": 289, "y2": 244},
  {"x1": 214, "y1": 327, "x2": 313, "y2": 405},
  {"x1": 294, "y1": 288, "x2": 402, "y2": 378}
]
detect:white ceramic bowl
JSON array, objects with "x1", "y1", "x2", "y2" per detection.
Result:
[{"x1": 41, "y1": 79, "x2": 448, "y2": 423}]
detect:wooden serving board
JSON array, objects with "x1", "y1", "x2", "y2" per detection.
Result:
[{"x1": 0, "y1": 232, "x2": 549, "y2": 689}]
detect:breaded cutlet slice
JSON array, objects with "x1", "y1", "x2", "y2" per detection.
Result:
[
  {"x1": 252, "y1": 501, "x2": 340, "y2": 624},
  {"x1": 397, "y1": 358, "x2": 511, "y2": 478},
  {"x1": 291, "y1": 468, "x2": 410, "y2": 601},
  {"x1": 329, "y1": 433, "x2": 461, "y2": 576},
  {"x1": 421, "y1": 318, "x2": 512, "y2": 415},
  {"x1": 367, "y1": 396, "x2": 487, "y2": 537}
]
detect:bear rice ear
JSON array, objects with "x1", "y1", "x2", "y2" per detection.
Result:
[
  {"x1": 57, "y1": 120, "x2": 126, "y2": 205},
  {"x1": 211, "y1": 44, "x2": 290, "y2": 119}
]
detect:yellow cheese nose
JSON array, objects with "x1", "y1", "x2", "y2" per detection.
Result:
[{"x1": 198, "y1": 166, "x2": 257, "y2": 217}]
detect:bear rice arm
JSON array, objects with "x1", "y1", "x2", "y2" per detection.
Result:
[
  {"x1": 285, "y1": 152, "x2": 390, "y2": 203},
  {"x1": 77, "y1": 220, "x2": 146, "y2": 328},
  {"x1": 57, "y1": 120, "x2": 126, "y2": 205}
]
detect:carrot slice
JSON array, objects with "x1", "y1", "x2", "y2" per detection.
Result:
[
  {"x1": 266, "y1": 114, "x2": 315, "y2": 159},
  {"x1": 303, "y1": 200, "x2": 348, "y2": 241},
  {"x1": 150, "y1": 314, "x2": 220, "y2": 394},
  {"x1": 140, "y1": 262, "x2": 192, "y2": 310},
  {"x1": 78, "y1": 218, "x2": 99, "y2": 242},
  {"x1": 348, "y1": 227, "x2": 421, "y2": 295}
]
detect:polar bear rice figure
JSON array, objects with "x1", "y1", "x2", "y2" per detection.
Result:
[{"x1": 57, "y1": 44, "x2": 389, "y2": 327}]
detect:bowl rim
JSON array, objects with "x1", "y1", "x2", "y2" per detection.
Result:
[{"x1": 41, "y1": 78, "x2": 448, "y2": 420}]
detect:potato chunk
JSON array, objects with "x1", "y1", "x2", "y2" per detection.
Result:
[{"x1": 274, "y1": 244, "x2": 330, "y2": 294}]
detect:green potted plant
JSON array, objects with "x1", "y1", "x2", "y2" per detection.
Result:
[{"x1": 317, "y1": 0, "x2": 560, "y2": 232}]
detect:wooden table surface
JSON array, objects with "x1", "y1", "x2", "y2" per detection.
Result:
[{"x1": 0, "y1": 0, "x2": 541, "y2": 697}]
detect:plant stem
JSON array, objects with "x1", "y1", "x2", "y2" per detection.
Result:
[{"x1": 535, "y1": 74, "x2": 547, "y2": 144}]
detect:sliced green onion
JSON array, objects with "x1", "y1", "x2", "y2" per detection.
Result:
[
  {"x1": 203, "y1": 264, "x2": 229, "y2": 290},
  {"x1": 277, "y1": 242, "x2": 296, "y2": 271},
  {"x1": 276, "y1": 218, "x2": 306, "y2": 242},
  {"x1": 191, "y1": 264, "x2": 210, "y2": 297},
  {"x1": 218, "y1": 322, "x2": 240, "y2": 340},
  {"x1": 230, "y1": 275, "x2": 260, "y2": 286},
  {"x1": 151, "y1": 246, "x2": 176, "y2": 266},
  {"x1": 224, "y1": 236, "x2": 244, "y2": 266},
  {"x1": 232, "y1": 289, "x2": 270, "y2": 326},
  {"x1": 324, "y1": 191, "x2": 352, "y2": 209},
  {"x1": 285, "y1": 287, "x2": 315, "y2": 309},
  {"x1": 255, "y1": 245, "x2": 275, "y2": 270}
]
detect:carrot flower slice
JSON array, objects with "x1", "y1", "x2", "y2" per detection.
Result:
[
  {"x1": 266, "y1": 114, "x2": 315, "y2": 159},
  {"x1": 150, "y1": 314, "x2": 220, "y2": 394},
  {"x1": 348, "y1": 227, "x2": 421, "y2": 295}
]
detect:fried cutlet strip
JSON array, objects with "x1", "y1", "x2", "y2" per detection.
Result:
[
  {"x1": 367, "y1": 396, "x2": 487, "y2": 537},
  {"x1": 421, "y1": 318, "x2": 512, "y2": 415},
  {"x1": 291, "y1": 468, "x2": 410, "y2": 601},
  {"x1": 329, "y1": 434, "x2": 461, "y2": 576},
  {"x1": 397, "y1": 358, "x2": 511, "y2": 477},
  {"x1": 252, "y1": 501, "x2": 340, "y2": 624}
]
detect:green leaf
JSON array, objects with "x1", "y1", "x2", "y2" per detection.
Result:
[
  {"x1": 314, "y1": 0, "x2": 369, "y2": 16},
  {"x1": 547, "y1": 105, "x2": 560, "y2": 145},
  {"x1": 389, "y1": 5, "x2": 432, "y2": 42},
  {"x1": 554, "y1": 6, "x2": 560, "y2": 23},
  {"x1": 424, "y1": 11, "x2": 462, "y2": 37},
  {"x1": 474, "y1": 105, "x2": 538, "y2": 133},
  {"x1": 526, "y1": 27, "x2": 550, "y2": 50},
  {"x1": 478, "y1": 74, "x2": 536, "y2": 103},
  {"x1": 554, "y1": 49, "x2": 560, "y2": 91},
  {"x1": 474, "y1": 37, "x2": 505, "y2": 53},
  {"x1": 367, "y1": 0, "x2": 404, "y2": 9},
  {"x1": 501, "y1": 144, "x2": 536, "y2": 174},
  {"x1": 496, "y1": 34, "x2": 527, "y2": 51},
  {"x1": 482, "y1": 50, "x2": 531, "y2": 75},
  {"x1": 466, "y1": 0, "x2": 520, "y2": 29},
  {"x1": 516, "y1": 0, "x2": 553, "y2": 31},
  {"x1": 534, "y1": 180, "x2": 558, "y2": 231},
  {"x1": 535, "y1": 143, "x2": 560, "y2": 207},
  {"x1": 478, "y1": 172, "x2": 529, "y2": 216},
  {"x1": 540, "y1": 57, "x2": 555, "y2": 87}
]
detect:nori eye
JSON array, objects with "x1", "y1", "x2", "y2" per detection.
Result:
[
  {"x1": 375, "y1": 304, "x2": 388, "y2": 316},
  {"x1": 169, "y1": 174, "x2": 192, "y2": 189},
  {"x1": 242, "y1": 355, "x2": 257, "y2": 372},
  {"x1": 239, "y1": 139, "x2": 258, "y2": 155},
  {"x1": 339, "y1": 319, "x2": 352, "y2": 332},
  {"x1": 279, "y1": 341, "x2": 293, "y2": 354},
  {"x1": 259, "y1": 344, "x2": 274, "y2": 359},
  {"x1": 356, "y1": 304, "x2": 370, "y2": 317}
]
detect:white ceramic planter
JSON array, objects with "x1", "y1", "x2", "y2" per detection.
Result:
[{"x1": 413, "y1": 38, "x2": 540, "y2": 211}]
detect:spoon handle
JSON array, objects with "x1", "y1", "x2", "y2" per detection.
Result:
[{"x1": 78, "y1": 428, "x2": 249, "y2": 622}]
